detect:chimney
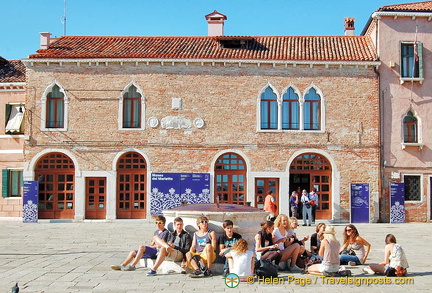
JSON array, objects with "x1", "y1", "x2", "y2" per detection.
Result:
[
  {"x1": 205, "y1": 10, "x2": 227, "y2": 36},
  {"x1": 344, "y1": 17, "x2": 355, "y2": 36},
  {"x1": 40, "y1": 32, "x2": 51, "y2": 49}
]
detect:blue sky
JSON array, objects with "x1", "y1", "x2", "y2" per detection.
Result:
[{"x1": 1, "y1": 0, "x2": 419, "y2": 60}]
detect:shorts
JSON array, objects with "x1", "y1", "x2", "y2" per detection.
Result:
[
  {"x1": 135, "y1": 246, "x2": 158, "y2": 259},
  {"x1": 318, "y1": 263, "x2": 339, "y2": 273},
  {"x1": 166, "y1": 249, "x2": 183, "y2": 262},
  {"x1": 188, "y1": 250, "x2": 217, "y2": 269}
]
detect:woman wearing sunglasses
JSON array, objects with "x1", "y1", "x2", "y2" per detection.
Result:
[
  {"x1": 186, "y1": 216, "x2": 217, "y2": 277},
  {"x1": 339, "y1": 224, "x2": 371, "y2": 266},
  {"x1": 110, "y1": 215, "x2": 169, "y2": 271}
]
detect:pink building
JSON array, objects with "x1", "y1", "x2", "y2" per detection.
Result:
[
  {"x1": 362, "y1": 1, "x2": 432, "y2": 222},
  {"x1": 0, "y1": 58, "x2": 26, "y2": 218}
]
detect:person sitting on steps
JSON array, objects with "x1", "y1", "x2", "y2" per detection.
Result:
[
  {"x1": 186, "y1": 216, "x2": 217, "y2": 277},
  {"x1": 146, "y1": 217, "x2": 192, "y2": 276},
  {"x1": 111, "y1": 215, "x2": 169, "y2": 271}
]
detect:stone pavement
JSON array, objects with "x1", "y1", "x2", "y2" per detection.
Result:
[{"x1": 0, "y1": 219, "x2": 431, "y2": 293}]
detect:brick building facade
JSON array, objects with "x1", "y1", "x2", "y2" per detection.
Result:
[{"x1": 21, "y1": 26, "x2": 380, "y2": 221}]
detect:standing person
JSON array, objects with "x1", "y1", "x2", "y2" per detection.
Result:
[
  {"x1": 363, "y1": 234, "x2": 408, "y2": 276},
  {"x1": 306, "y1": 226, "x2": 341, "y2": 275},
  {"x1": 146, "y1": 217, "x2": 192, "y2": 276},
  {"x1": 301, "y1": 189, "x2": 313, "y2": 226},
  {"x1": 186, "y1": 216, "x2": 217, "y2": 277},
  {"x1": 264, "y1": 190, "x2": 277, "y2": 220},
  {"x1": 111, "y1": 215, "x2": 169, "y2": 271},
  {"x1": 309, "y1": 188, "x2": 319, "y2": 224},
  {"x1": 290, "y1": 191, "x2": 299, "y2": 218},
  {"x1": 218, "y1": 219, "x2": 242, "y2": 277},
  {"x1": 226, "y1": 239, "x2": 256, "y2": 279},
  {"x1": 339, "y1": 224, "x2": 371, "y2": 266}
]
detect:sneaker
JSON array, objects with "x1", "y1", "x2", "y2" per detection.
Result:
[
  {"x1": 146, "y1": 269, "x2": 157, "y2": 276},
  {"x1": 339, "y1": 270, "x2": 352, "y2": 277},
  {"x1": 189, "y1": 270, "x2": 204, "y2": 278},
  {"x1": 289, "y1": 265, "x2": 302, "y2": 272},
  {"x1": 222, "y1": 270, "x2": 229, "y2": 278},
  {"x1": 362, "y1": 267, "x2": 375, "y2": 275},
  {"x1": 348, "y1": 261, "x2": 357, "y2": 266},
  {"x1": 121, "y1": 265, "x2": 136, "y2": 271},
  {"x1": 203, "y1": 269, "x2": 212, "y2": 277},
  {"x1": 110, "y1": 265, "x2": 121, "y2": 271}
]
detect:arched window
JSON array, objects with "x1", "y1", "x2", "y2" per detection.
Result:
[
  {"x1": 282, "y1": 87, "x2": 299, "y2": 130},
  {"x1": 214, "y1": 153, "x2": 246, "y2": 205},
  {"x1": 122, "y1": 85, "x2": 142, "y2": 128},
  {"x1": 46, "y1": 85, "x2": 65, "y2": 128},
  {"x1": 403, "y1": 111, "x2": 418, "y2": 143},
  {"x1": 260, "y1": 86, "x2": 278, "y2": 129},
  {"x1": 303, "y1": 88, "x2": 321, "y2": 130}
]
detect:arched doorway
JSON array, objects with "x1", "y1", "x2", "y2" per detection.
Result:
[
  {"x1": 35, "y1": 152, "x2": 75, "y2": 219},
  {"x1": 214, "y1": 152, "x2": 246, "y2": 205},
  {"x1": 116, "y1": 152, "x2": 147, "y2": 219},
  {"x1": 289, "y1": 153, "x2": 332, "y2": 219}
]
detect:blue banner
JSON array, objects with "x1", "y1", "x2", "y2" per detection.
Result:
[
  {"x1": 390, "y1": 182, "x2": 405, "y2": 223},
  {"x1": 150, "y1": 173, "x2": 211, "y2": 215},
  {"x1": 350, "y1": 183, "x2": 369, "y2": 223},
  {"x1": 23, "y1": 181, "x2": 39, "y2": 223}
]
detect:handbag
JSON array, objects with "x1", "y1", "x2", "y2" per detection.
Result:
[
  {"x1": 255, "y1": 259, "x2": 279, "y2": 278},
  {"x1": 341, "y1": 248, "x2": 356, "y2": 256}
]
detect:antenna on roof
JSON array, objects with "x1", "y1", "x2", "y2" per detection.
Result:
[{"x1": 60, "y1": 0, "x2": 67, "y2": 35}]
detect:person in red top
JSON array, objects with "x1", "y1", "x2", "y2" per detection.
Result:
[{"x1": 264, "y1": 190, "x2": 277, "y2": 220}]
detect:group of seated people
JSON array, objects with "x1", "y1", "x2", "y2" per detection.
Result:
[{"x1": 110, "y1": 214, "x2": 409, "y2": 278}]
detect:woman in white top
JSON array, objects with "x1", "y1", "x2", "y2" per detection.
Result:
[
  {"x1": 272, "y1": 214, "x2": 302, "y2": 271},
  {"x1": 226, "y1": 239, "x2": 256, "y2": 278},
  {"x1": 363, "y1": 234, "x2": 409, "y2": 276}
]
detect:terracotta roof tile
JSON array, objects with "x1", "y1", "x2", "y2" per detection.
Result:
[
  {"x1": 377, "y1": 1, "x2": 432, "y2": 12},
  {"x1": 0, "y1": 58, "x2": 26, "y2": 83},
  {"x1": 28, "y1": 35, "x2": 377, "y2": 62}
]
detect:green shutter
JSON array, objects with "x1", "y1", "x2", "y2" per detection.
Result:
[
  {"x1": 2, "y1": 169, "x2": 10, "y2": 197},
  {"x1": 418, "y1": 42, "x2": 423, "y2": 79}
]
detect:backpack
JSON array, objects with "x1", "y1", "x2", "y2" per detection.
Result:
[{"x1": 255, "y1": 259, "x2": 279, "y2": 278}]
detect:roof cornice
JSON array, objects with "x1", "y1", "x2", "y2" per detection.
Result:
[
  {"x1": 372, "y1": 11, "x2": 432, "y2": 20},
  {"x1": 22, "y1": 58, "x2": 380, "y2": 68},
  {"x1": 0, "y1": 82, "x2": 26, "y2": 91}
]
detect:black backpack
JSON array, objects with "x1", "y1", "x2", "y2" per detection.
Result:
[{"x1": 255, "y1": 259, "x2": 278, "y2": 278}]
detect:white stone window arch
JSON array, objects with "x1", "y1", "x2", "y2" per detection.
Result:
[
  {"x1": 281, "y1": 83, "x2": 301, "y2": 131},
  {"x1": 119, "y1": 81, "x2": 145, "y2": 130},
  {"x1": 401, "y1": 109, "x2": 423, "y2": 149},
  {"x1": 257, "y1": 82, "x2": 280, "y2": 131},
  {"x1": 40, "y1": 80, "x2": 68, "y2": 131},
  {"x1": 302, "y1": 83, "x2": 325, "y2": 132}
]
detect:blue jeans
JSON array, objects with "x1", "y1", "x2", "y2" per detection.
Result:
[
  {"x1": 302, "y1": 205, "x2": 313, "y2": 225},
  {"x1": 222, "y1": 248, "x2": 232, "y2": 271},
  {"x1": 339, "y1": 254, "x2": 361, "y2": 265}
]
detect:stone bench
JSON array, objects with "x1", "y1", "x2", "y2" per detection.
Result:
[{"x1": 139, "y1": 256, "x2": 225, "y2": 275}]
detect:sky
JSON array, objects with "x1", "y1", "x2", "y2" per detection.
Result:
[{"x1": 0, "y1": 0, "x2": 421, "y2": 60}]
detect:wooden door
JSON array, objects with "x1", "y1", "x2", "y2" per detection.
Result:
[
  {"x1": 255, "y1": 178, "x2": 279, "y2": 213},
  {"x1": 85, "y1": 177, "x2": 106, "y2": 219}
]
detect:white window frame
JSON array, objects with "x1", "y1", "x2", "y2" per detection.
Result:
[
  {"x1": 401, "y1": 109, "x2": 423, "y2": 150},
  {"x1": 402, "y1": 173, "x2": 423, "y2": 203},
  {"x1": 118, "y1": 81, "x2": 146, "y2": 131},
  {"x1": 257, "y1": 82, "x2": 325, "y2": 133},
  {"x1": 400, "y1": 41, "x2": 424, "y2": 84},
  {"x1": 40, "y1": 80, "x2": 69, "y2": 132}
]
